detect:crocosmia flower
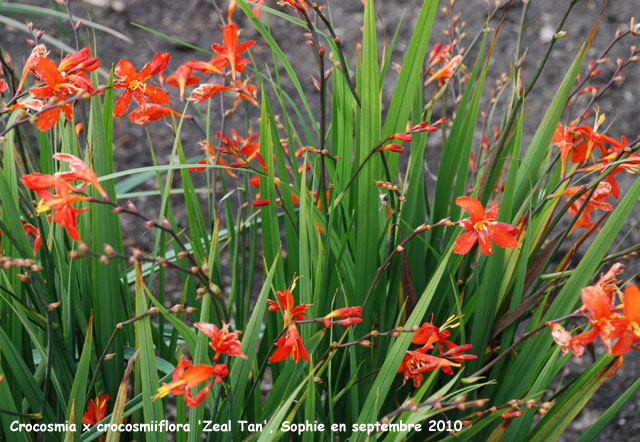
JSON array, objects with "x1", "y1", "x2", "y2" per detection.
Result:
[
  {"x1": 211, "y1": 22, "x2": 255, "y2": 79},
  {"x1": 453, "y1": 196, "x2": 520, "y2": 256},
  {"x1": 113, "y1": 52, "x2": 170, "y2": 118},
  {"x1": 153, "y1": 355, "x2": 216, "y2": 407},
  {"x1": 127, "y1": 104, "x2": 184, "y2": 125},
  {"x1": 82, "y1": 393, "x2": 109, "y2": 426},
  {"x1": 22, "y1": 154, "x2": 105, "y2": 241},
  {"x1": 562, "y1": 182, "x2": 614, "y2": 232},
  {"x1": 267, "y1": 289, "x2": 311, "y2": 327},
  {"x1": 194, "y1": 322, "x2": 247, "y2": 361},
  {"x1": 269, "y1": 323, "x2": 309, "y2": 363}
]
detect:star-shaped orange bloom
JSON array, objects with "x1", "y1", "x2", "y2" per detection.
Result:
[
  {"x1": 113, "y1": 53, "x2": 170, "y2": 118},
  {"x1": 153, "y1": 355, "x2": 218, "y2": 407},
  {"x1": 568, "y1": 284, "x2": 623, "y2": 357},
  {"x1": 210, "y1": 22, "x2": 255, "y2": 80},
  {"x1": 127, "y1": 104, "x2": 184, "y2": 125},
  {"x1": 194, "y1": 322, "x2": 247, "y2": 361},
  {"x1": 267, "y1": 288, "x2": 310, "y2": 327},
  {"x1": 23, "y1": 174, "x2": 89, "y2": 241},
  {"x1": 28, "y1": 57, "x2": 86, "y2": 131},
  {"x1": 453, "y1": 196, "x2": 520, "y2": 256},
  {"x1": 269, "y1": 323, "x2": 309, "y2": 364},
  {"x1": 397, "y1": 348, "x2": 460, "y2": 387},
  {"x1": 562, "y1": 181, "x2": 614, "y2": 232}
]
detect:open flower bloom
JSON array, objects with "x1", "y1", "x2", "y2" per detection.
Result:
[
  {"x1": 188, "y1": 83, "x2": 232, "y2": 103},
  {"x1": 24, "y1": 48, "x2": 99, "y2": 131},
  {"x1": 323, "y1": 306, "x2": 362, "y2": 328},
  {"x1": 23, "y1": 174, "x2": 88, "y2": 241},
  {"x1": 552, "y1": 122, "x2": 622, "y2": 176},
  {"x1": 153, "y1": 355, "x2": 217, "y2": 407},
  {"x1": 28, "y1": 58, "x2": 87, "y2": 131},
  {"x1": 166, "y1": 64, "x2": 200, "y2": 101},
  {"x1": 211, "y1": 22, "x2": 255, "y2": 79},
  {"x1": 453, "y1": 196, "x2": 520, "y2": 256},
  {"x1": 267, "y1": 289, "x2": 311, "y2": 327},
  {"x1": 194, "y1": 322, "x2": 247, "y2": 361},
  {"x1": 562, "y1": 182, "x2": 614, "y2": 232},
  {"x1": 113, "y1": 53, "x2": 170, "y2": 118},
  {"x1": 82, "y1": 393, "x2": 109, "y2": 426},
  {"x1": 547, "y1": 264, "x2": 632, "y2": 358},
  {"x1": 128, "y1": 103, "x2": 184, "y2": 125},
  {"x1": 269, "y1": 323, "x2": 309, "y2": 363},
  {"x1": 22, "y1": 154, "x2": 105, "y2": 241},
  {"x1": 398, "y1": 348, "x2": 461, "y2": 387},
  {"x1": 411, "y1": 314, "x2": 463, "y2": 352}
]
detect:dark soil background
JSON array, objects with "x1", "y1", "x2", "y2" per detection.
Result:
[{"x1": 2, "y1": 0, "x2": 640, "y2": 440}]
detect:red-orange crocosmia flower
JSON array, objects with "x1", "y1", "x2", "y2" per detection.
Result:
[
  {"x1": 113, "y1": 53, "x2": 170, "y2": 118},
  {"x1": 412, "y1": 321, "x2": 453, "y2": 348},
  {"x1": 453, "y1": 196, "x2": 520, "y2": 256},
  {"x1": 562, "y1": 182, "x2": 614, "y2": 232},
  {"x1": 398, "y1": 348, "x2": 461, "y2": 387},
  {"x1": 82, "y1": 393, "x2": 109, "y2": 426},
  {"x1": 211, "y1": 22, "x2": 255, "y2": 80},
  {"x1": 188, "y1": 83, "x2": 233, "y2": 103},
  {"x1": 128, "y1": 104, "x2": 184, "y2": 125},
  {"x1": 268, "y1": 289, "x2": 311, "y2": 327},
  {"x1": 426, "y1": 55, "x2": 462, "y2": 86},
  {"x1": 153, "y1": 355, "x2": 216, "y2": 407},
  {"x1": 569, "y1": 284, "x2": 621, "y2": 356},
  {"x1": 194, "y1": 322, "x2": 247, "y2": 361},
  {"x1": 323, "y1": 306, "x2": 362, "y2": 328},
  {"x1": 53, "y1": 153, "x2": 108, "y2": 199},
  {"x1": 28, "y1": 58, "x2": 85, "y2": 131},
  {"x1": 23, "y1": 174, "x2": 88, "y2": 241},
  {"x1": 269, "y1": 323, "x2": 310, "y2": 363},
  {"x1": 166, "y1": 64, "x2": 200, "y2": 101},
  {"x1": 611, "y1": 285, "x2": 640, "y2": 356}
]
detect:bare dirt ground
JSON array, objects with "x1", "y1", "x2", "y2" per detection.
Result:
[{"x1": 2, "y1": 0, "x2": 640, "y2": 440}]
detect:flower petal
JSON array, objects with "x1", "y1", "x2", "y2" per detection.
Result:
[
  {"x1": 623, "y1": 284, "x2": 640, "y2": 323},
  {"x1": 453, "y1": 231, "x2": 477, "y2": 255},
  {"x1": 485, "y1": 222, "x2": 519, "y2": 249},
  {"x1": 455, "y1": 196, "x2": 485, "y2": 223}
]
